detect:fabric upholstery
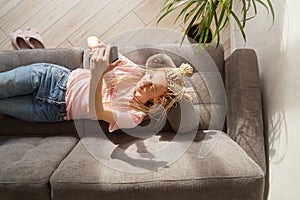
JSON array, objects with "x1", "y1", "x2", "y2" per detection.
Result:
[
  {"x1": 50, "y1": 131, "x2": 264, "y2": 200},
  {"x1": 0, "y1": 48, "x2": 84, "y2": 136},
  {"x1": 0, "y1": 136, "x2": 78, "y2": 200},
  {"x1": 225, "y1": 49, "x2": 266, "y2": 174},
  {"x1": 203, "y1": 43, "x2": 225, "y2": 78}
]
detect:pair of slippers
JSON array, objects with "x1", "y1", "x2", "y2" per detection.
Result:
[{"x1": 10, "y1": 28, "x2": 45, "y2": 49}]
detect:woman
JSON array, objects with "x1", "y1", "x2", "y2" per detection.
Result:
[{"x1": 0, "y1": 44, "x2": 193, "y2": 132}]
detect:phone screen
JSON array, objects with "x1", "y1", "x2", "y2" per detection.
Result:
[{"x1": 109, "y1": 46, "x2": 118, "y2": 64}]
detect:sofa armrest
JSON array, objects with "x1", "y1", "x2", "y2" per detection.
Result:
[{"x1": 225, "y1": 49, "x2": 266, "y2": 174}]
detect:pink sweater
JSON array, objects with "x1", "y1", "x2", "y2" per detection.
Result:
[{"x1": 64, "y1": 55, "x2": 146, "y2": 132}]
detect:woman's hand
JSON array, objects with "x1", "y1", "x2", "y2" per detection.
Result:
[
  {"x1": 90, "y1": 44, "x2": 121, "y2": 79},
  {"x1": 90, "y1": 44, "x2": 110, "y2": 79}
]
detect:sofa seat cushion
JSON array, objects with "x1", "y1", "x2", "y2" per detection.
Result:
[
  {"x1": 50, "y1": 131, "x2": 264, "y2": 200},
  {"x1": 0, "y1": 136, "x2": 78, "y2": 200}
]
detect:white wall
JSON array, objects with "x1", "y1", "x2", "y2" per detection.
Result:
[{"x1": 231, "y1": 0, "x2": 300, "y2": 199}]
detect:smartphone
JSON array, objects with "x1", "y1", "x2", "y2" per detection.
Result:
[{"x1": 109, "y1": 46, "x2": 118, "y2": 64}]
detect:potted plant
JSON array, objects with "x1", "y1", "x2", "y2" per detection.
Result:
[
  {"x1": 186, "y1": 22, "x2": 213, "y2": 43},
  {"x1": 157, "y1": 0, "x2": 275, "y2": 47}
]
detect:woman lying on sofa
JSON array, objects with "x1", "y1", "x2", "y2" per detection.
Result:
[{"x1": 0, "y1": 42, "x2": 194, "y2": 132}]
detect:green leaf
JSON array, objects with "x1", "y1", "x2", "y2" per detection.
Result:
[
  {"x1": 241, "y1": 0, "x2": 247, "y2": 27},
  {"x1": 180, "y1": 2, "x2": 205, "y2": 45},
  {"x1": 174, "y1": 0, "x2": 190, "y2": 8},
  {"x1": 158, "y1": 0, "x2": 181, "y2": 17},
  {"x1": 160, "y1": 0, "x2": 176, "y2": 12},
  {"x1": 184, "y1": 1, "x2": 202, "y2": 23},
  {"x1": 231, "y1": 10, "x2": 247, "y2": 42},
  {"x1": 212, "y1": 2, "x2": 224, "y2": 46},
  {"x1": 219, "y1": 2, "x2": 230, "y2": 31},
  {"x1": 201, "y1": 0, "x2": 212, "y2": 28},
  {"x1": 175, "y1": 0, "x2": 197, "y2": 23},
  {"x1": 254, "y1": 0, "x2": 275, "y2": 25},
  {"x1": 266, "y1": 0, "x2": 275, "y2": 24},
  {"x1": 184, "y1": 1, "x2": 206, "y2": 34},
  {"x1": 246, "y1": 0, "x2": 251, "y2": 12},
  {"x1": 254, "y1": 0, "x2": 269, "y2": 11},
  {"x1": 157, "y1": 7, "x2": 177, "y2": 24},
  {"x1": 251, "y1": 0, "x2": 258, "y2": 15},
  {"x1": 162, "y1": 0, "x2": 171, "y2": 7},
  {"x1": 217, "y1": 3, "x2": 227, "y2": 31},
  {"x1": 181, "y1": 15, "x2": 199, "y2": 44}
]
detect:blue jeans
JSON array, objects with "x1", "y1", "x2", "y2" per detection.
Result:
[{"x1": 0, "y1": 63, "x2": 70, "y2": 122}]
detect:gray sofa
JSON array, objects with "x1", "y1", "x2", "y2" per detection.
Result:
[{"x1": 0, "y1": 44, "x2": 267, "y2": 200}]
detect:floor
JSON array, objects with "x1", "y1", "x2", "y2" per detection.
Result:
[{"x1": 0, "y1": 0, "x2": 230, "y2": 57}]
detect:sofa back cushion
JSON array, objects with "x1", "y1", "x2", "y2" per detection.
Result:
[
  {"x1": 120, "y1": 44, "x2": 226, "y2": 132},
  {"x1": 0, "y1": 48, "x2": 84, "y2": 136}
]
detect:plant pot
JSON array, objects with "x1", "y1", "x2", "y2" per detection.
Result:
[{"x1": 187, "y1": 23, "x2": 212, "y2": 44}]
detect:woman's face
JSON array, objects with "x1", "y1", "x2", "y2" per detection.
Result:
[{"x1": 136, "y1": 70, "x2": 168, "y2": 102}]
